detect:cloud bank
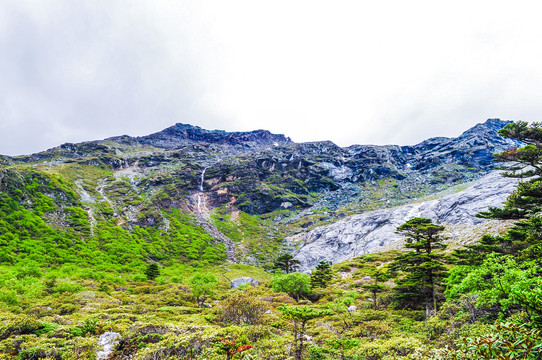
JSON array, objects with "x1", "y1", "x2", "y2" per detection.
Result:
[{"x1": 1, "y1": 1, "x2": 542, "y2": 155}]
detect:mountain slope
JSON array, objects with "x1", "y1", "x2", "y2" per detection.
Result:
[
  {"x1": 290, "y1": 171, "x2": 518, "y2": 271},
  {"x1": 0, "y1": 118, "x2": 518, "y2": 266}
]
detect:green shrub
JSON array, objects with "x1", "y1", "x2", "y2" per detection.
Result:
[
  {"x1": 53, "y1": 281, "x2": 82, "y2": 294},
  {"x1": 0, "y1": 289, "x2": 18, "y2": 305},
  {"x1": 216, "y1": 291, "x2": 269, "y2": 326}
]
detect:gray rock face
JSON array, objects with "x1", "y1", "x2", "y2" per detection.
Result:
[
  {"x1": 291, "y1": 172, "x2": 518, "y2": 271},
  {"x1": 230, "y1": 277, "x2": 261, "y2": 289},
  {"x1": 113, "y1": 123, "x2": 293, "y2": 150},
  {"x1": 96, "y1": 332, "x2": 121, "y2": 360}
]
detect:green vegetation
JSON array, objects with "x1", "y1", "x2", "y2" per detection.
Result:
[
  {"x1": 189, "y1": 272, "x2": 220, "y2": 307},
  {"x1": 272, "y1": 271, "x2": 312, "y2": 302},
  {"x1": 145, "y1": 263, "x2": 160, "y2": 281},
  {"x1": 278, "y1": 305, "x2": 333, "y2": 360},
  {"x1": 211, "y1": 206, "x2": 282, "y2": 264},
  {"x1": 0, "y1": 167, "x2": 226, "y2": 270}
]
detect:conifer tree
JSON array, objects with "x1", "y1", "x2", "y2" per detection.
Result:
[
  {"x1": 480, "y1": 121, "x2": 542, "y2": 219},
  {"x1": 310, "y1": 260, "x2": 333, "y2": 288},
  {"x1": 145, "y1": 263, "x2": 160, "y2": 281},
  {"x1": 391, "y1": 217, "x2": 447, "y2": 318},
  {"x1": 362, "y1": 268, "x2": 388, "y2": 309},
  {"x1": 272, "y1": 253, "x2": 301, "y2": 274},
  {"x1": 474, "y1": 121, "x2": 542, "y2": 261},
  {"x1": 278, "y1": 305, "x2": 333, "y2": 360}
]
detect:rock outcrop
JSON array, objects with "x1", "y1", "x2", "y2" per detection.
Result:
[
  {"x1": 291, "y1": 172, "x2": 518, "y2": 272},
  {"x1": 97, "y1": 332, "x2": 121, "y2": 360},
  {"x1": 230, "y1": 277, "x2": 261, "y2": 289}
]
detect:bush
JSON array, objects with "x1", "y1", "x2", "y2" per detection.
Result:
[
  {"x1": 216, "y1": 291, "x2": 269, "y2": 326},
  {"x1": 69, "y1": 318, "x2": 101, "y2": 338},
  {"x1": 272, "y1": 272, "x2": 312, "y2": 302},
  {"x1": 53, "y1": 281, "x2": 82, "y2": 294},
  {"x1": 189, "y1": 272, "x2": 219, "y2": 307},
  {"x1": 0, "y1": 289, "x2": 18, "y2": 306},
  {"x1": 428, "y1": 322, "x2": 542, "y2": 360},
  {"x1": 0, "y1": 315, "x2": 45, "y2": 340}
]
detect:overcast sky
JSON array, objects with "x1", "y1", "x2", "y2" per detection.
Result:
[{"x1": 1, "y1": 1, "x2": 542, "y2": 155}]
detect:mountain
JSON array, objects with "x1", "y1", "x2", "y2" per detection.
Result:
[{"x1": 0, "y1": 118, "x2": 518, "y2": 267}]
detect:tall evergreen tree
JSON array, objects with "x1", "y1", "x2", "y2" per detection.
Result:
[
  {"x1": 474, "y1": 121, "x2": 542, "y2": 261},
  {"x1": 272, "y1": 253, "x2": 301, "y2": 274},
  {"x1": 480, "y1": 121, "x2": 542, "y2": 219},
  {"x1": 391, "y1": 217, "x2": 447, "y2": 318},
  {"x1": 310, "y1": 260, "x2": 333, "y2": 288},
  {"x1": 278, "y1": 305, "x2": 333, "y2": 360}
]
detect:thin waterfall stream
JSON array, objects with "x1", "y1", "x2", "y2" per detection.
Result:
[{"x1": 197, "y1": 167, "x2": 207, "y2": 214}]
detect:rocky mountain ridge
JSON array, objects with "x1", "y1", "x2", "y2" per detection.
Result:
[{"x1": 0, "y1": 118, "x2": 520, "y2": 266}]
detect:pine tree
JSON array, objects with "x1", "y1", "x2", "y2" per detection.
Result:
[
  {"x1": 145, "y1": 263, "x2": 160, "y2": 281},
  {"x1": 278, "y1": 305, "x2": 333, "y2": 360},
  {"x1": 479, "y1": 121, "x2": 542, "y2": 219},
  {"x1": 272, "y1": 254, "x2": 301, "y2": 274},
  {"x1": 391, "y1": 217, "x2": 447, "y2": 318},
  {"x1": 361, "y1": 268, "x2": 388, "y2": 309},
  {"x1": 475, "y1": 121, "x2": 542, "y2": 261},
  {"x1": 310, "y1": 260, "x2": 333, "y2": 288}
]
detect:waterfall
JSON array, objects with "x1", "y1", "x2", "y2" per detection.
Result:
[
  {"x1": 197, "y1": 167, "x2": 208, "y2": 213},
  {"x1": 199, "y1": 168, "x2": 207, "y2": 192}
]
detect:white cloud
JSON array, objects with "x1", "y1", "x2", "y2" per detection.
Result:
[{"x1": 1, "y1": 1, "x2": 542, "y2": 154}]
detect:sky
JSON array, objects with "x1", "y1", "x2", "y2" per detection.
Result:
[{"x1": 1, "y1": 1, "x2": 542, "y2": 155}]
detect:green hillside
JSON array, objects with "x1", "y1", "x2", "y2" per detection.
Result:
[{"x1": 0, "y1": 121, "x2": 540, "y2": 359}]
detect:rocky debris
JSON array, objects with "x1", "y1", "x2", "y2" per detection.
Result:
[
  {"x1": 362, "y1": 276, "x2": 372, "y2": 281},
  {"x1": 347, "y1": 306, "x2": 357, "y2": 313},
  {"x1": 197, "y1": 218, "x2": 236, "y2": 262},
  {"x1": 291, "y1": 172, "x2": 518, "y2": 272},
  {"x1": 230, "y1": 277, "x2": 261, "y2": 289},
  {"x1": 96, "y1": 332, "x2": 121, "y2": 360}
]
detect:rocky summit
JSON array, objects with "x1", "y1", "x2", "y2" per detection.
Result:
[{"x1": 0, "y1": 118, "x2": 518, "y2": 266}]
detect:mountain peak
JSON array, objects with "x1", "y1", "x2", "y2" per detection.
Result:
[
  {"x1": 121, "y1": 122, "x2": 292, "y2": 149},
  {"x1": 461, "y1": 118, "x2": 511, "y2": 135}
]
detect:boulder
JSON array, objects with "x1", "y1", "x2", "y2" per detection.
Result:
[
  {"x1": 230, "y1": 277, "x2": 261, "y2": 289},
  {"x1": 96, "y1": 332, "x2": 121, "y2": 360}
]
